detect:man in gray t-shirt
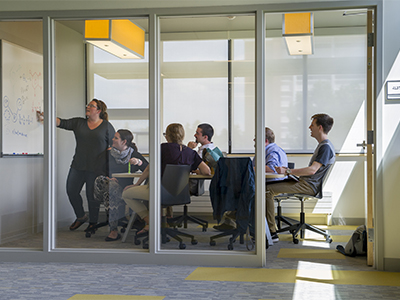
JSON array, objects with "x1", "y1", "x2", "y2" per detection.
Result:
[{"x1": 266, "y1": 113, "x2": 335, "y2": 242}]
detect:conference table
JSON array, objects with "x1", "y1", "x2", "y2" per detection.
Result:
[{"x1": 112, "y1": 172, "x2": 285, "y2": 179}]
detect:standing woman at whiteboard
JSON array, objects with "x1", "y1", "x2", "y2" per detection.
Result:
[{"x1": 56, "y1": 99, "x2": 115, "y2": 233}]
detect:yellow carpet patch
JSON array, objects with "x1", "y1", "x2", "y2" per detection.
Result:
[
  {"x1": 277, "y1": 248, "x2": 346, "y2": 259},
  {"x1": 186, "y1": 267, "x2": 400, "y2": 286},
  {"x1": 317, "y1": 225, "x2": 358, "y2": 231},
  {"x1": 68, "y1": 295, "x2": 165, "y2": 300},
  {"x1": 328, "y1": 235, "x2": 351, "y2": 243},
  {"x1": 186, "y1": 267, "x2": 296, "y2": 283}
]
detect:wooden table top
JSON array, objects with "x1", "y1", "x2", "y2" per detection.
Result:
[{"x1": 112, "y1": 172, "x2": 284, "y2": 179}]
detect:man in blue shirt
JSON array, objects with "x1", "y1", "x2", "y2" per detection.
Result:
[
  {"x1": 214, "y1": 127, "x2": 288, "y2": 231},
  {"x1": 267, "y1": 114, "x2": 335, "y2": 242},
  {"x1": 256, "y1": 127, "x2": 288, "y2": 183}
]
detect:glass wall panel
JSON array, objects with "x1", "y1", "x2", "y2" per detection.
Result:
[
  {"x1": 55, "y1": 18, "x2": 149, "y2": 250},
  {"x1": 162, "y1": 39, "x2": 229, "y2": 150},
  {"x1": 0, "y1": 20, "x2": 43, "y2": 249},
  {"x1": 263, "y1": 11, "x2": 367, "y2": 249},
  {"x1": 232, "y1": 38, "x2": 255, "y2": 153},
  {"x1": 265, "y1": 11, "x2": 367, "y2": 154},
  {"x1": 160, "y1": 15, "x2": 255, "y2": 251}
]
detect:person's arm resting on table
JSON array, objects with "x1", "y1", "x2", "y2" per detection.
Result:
[
  {"x1": 275, "y1": 161, "x2": 322, "y2": 177},
  {"x1": 265, "y1": 153, "x2": 280, "y2": 173},
  {"x1": 265, "y1": 165, "x2": 275, "y2": 173},
  {"x1": 197, "y1": 161, "x2": 211, "y2": 176}
]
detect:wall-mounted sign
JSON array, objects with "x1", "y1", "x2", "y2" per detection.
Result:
[{"x1": 387, "y1": 80, "x2": 400, "y2": 100}]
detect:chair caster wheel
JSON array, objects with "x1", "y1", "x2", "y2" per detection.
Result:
[
  {"x1": 293, "y1": 238, "x2": 299, "y2": 244},
  {"x1": 202, "y1": 227, "x2": 207, "y2": 232},
  {"x1": 179, "y1": 243, "x2": 186, "y2": 249},
  {"x1": 210, "y1": 240, "x2": 216, "y2": 246},
  {"x1": 85, "y1": 232, "x2": 91, "y2": 238},
  {"x1": 227, "y1": 244, "x2": 234, "y2": 250},
  {"x1": 326, "y1": 237, "x2": 333, "y2": 243},
  {"x1": 134, "y1": 239, "x2": 141, "y2": 245},
  {"x1": 191, "y1": 239, "x2": 198, "y2": 245},
  {"x1": 120, "y1": 228, "x2": 126, "y2": 233},
  {"x1": 142, "y1": 243, "x2": 149, "y2": 249}
]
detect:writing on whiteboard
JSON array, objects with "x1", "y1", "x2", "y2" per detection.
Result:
[
  {"x1": 1, "y1": 40, "x2": 44, "y2": 156},
  {"x1": 12, "y1": 129, "x2": 28, "y2": 138},
  {"x1": 3, "y1": 96, "x2": 34, "y2": 126}
]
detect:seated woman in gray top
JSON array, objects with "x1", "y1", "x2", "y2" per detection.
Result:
[
  {"x1": 56, "y1": 99, "x2": 115, "y2": 233},
  {"x1": 94, "y1": 129, "x2": 148, "y2": 241}
]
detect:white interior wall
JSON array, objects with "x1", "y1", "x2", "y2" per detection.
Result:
[
  {"x1": 55, "y1": 22, "x2": 86, "y2": 226},
  {"x1": 287, "y1": 155, "x2": 366, "y2": 224},
  {"x1": 0, "y1": 21, "x2": 44, "y2": 242},
  {"x1": 380, "y1": 0, "x2": 400, "y2": 270}
]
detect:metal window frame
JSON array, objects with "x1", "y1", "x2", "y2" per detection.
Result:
[{"x1": 0, "y1": 1, "x2": 382, "y2": 269}]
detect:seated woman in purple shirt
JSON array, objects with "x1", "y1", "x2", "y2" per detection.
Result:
[{"x1": 122, "y1": 123, "x2": 211, "y2": 234}]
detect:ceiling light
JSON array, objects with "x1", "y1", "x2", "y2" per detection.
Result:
[
  {"x1": 84, "y1": 19, "x2": 145, "y2": 59},
  {"x1": 283, "y1": 13, "x2": 314, "y2": 56}
]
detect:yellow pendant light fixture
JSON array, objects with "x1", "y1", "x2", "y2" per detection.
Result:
[
  {"x1": 283, "y1": 13, "x2": 314, "y2": 55},
  {"x1": 84, "y1": 19, "x2": 145, "y2": 59}
]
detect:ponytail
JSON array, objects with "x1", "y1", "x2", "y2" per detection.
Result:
[{"x1": 117, "y1": 129, "x2": 138, "y2": 152}]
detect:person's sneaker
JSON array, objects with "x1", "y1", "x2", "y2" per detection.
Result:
[
  {"x1": 213, "y1": 223, "x2": 236, "y2": 231},
  {"x1": 271, "y1": 232, "x2": 279, "y2": 243}
]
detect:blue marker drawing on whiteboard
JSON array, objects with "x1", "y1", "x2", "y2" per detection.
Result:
[
  {"x1": 3, "y1": 96, "x2": 32, "y2": 126},
  {"x1": 12, "y1": 129, "x2": 28, "y2": 138},
  {"x1": 3, "y1": 96, "x2": 23, "y2": 123}
]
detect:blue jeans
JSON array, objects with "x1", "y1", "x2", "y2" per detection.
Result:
[{"x1": 66, "y1": 167, "x2": 100, "y2": 223}]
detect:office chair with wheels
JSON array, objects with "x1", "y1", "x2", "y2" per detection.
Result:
[
  {"x1": 274, "y1": 162, "x2": 299, "y2": 231},
  {"x1": 169, "y1": 147, "x2": 223, "y2": 232},
  {"x1": 168, "y1": 179, "x2": 208, "y2": 232},
  {"x1": 209, "y1": 157, "x2": 255, "y2": 250},
  {"x1": 135, "y1": 164, "x2": 198, "y2": 249},
  {"x1": 274, "y1": 165, "x2": 333, "y2": 244}
]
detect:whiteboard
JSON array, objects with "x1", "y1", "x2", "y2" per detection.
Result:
[{"x1": 1, "y1": 40, "x2": 43, "y2": 156}]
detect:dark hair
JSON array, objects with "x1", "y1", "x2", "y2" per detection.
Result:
[
  {"x1": 265, "y1": 127, "x2": 275, "y2": 143},
  {"x1": 92, "y1": 98, "x2": 109, "y2": 121},
  {"x1": 312, "y1": 113, "x2": 334, "y2": 134},
  {"x1": 198, "y1": 123, "x2": 214, "y2": 142},
  {"x1": 117, "y1": 129, "x2": 138, "y2": 152},
  {"x1": 166, "y1": 123, "x2": 185, "y2": 144}
]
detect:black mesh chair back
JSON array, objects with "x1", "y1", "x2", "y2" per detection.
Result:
[
  {"x1": 161, "y1": 164, "x2": 191, "y2": 206},
  {"x1": 313, "y1": 165, "x2": 332, "y2": 199},
  {"x1": 134, "y1": 164, "x2": 197, "y2": 249}
]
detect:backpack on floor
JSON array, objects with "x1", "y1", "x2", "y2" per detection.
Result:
[{"x1": 336, "y1": 225, "x2": 367, "y2": 256}]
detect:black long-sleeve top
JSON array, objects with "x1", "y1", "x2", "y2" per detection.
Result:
[{"x1": 58, "y1": 117, "x2": 115, "y2": 174}]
